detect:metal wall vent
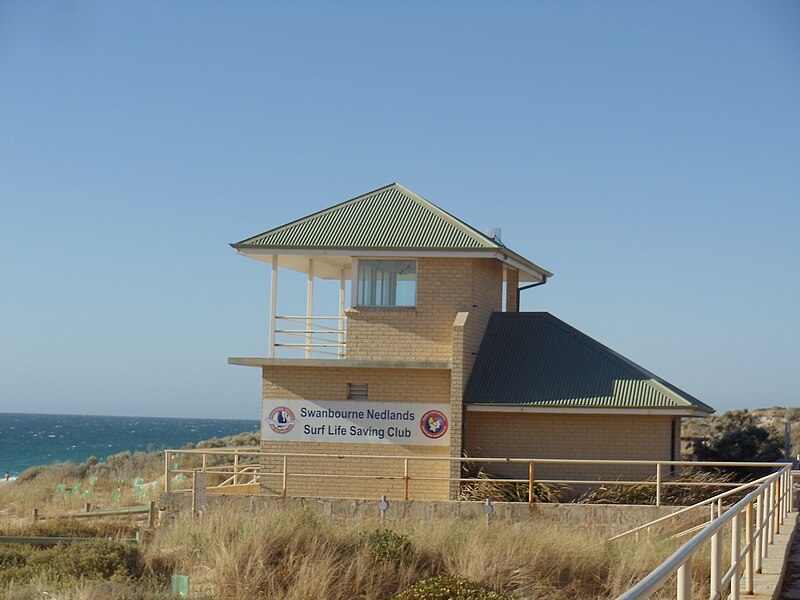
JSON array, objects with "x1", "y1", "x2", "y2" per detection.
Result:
[{"x1": 348, "y1": 383, "x2": 368, "y2": 400}]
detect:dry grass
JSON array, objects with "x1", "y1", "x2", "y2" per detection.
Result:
[{"x1": 139, "y1": 503, "x2": 702, "y2": 600}]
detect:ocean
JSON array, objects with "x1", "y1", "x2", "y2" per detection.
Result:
[{"x1": 0, "y1": 412, "x2": 260, "y2": 477}]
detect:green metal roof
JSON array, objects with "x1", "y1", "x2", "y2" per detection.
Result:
[
  {"x1": 464, "y1": 312, "x2": 714, "y2": 414},
  {"x1": 232, "y1": 183, "x2": 552, "y2": 278}
]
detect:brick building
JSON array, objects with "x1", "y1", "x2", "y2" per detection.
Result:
[{"x1": 229, "y1": 183, "x2": 713, "y2": 500}]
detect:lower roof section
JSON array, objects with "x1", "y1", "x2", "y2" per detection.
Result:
[
  {"x1": 464, "y1": 312, "x2": 714, "y2": 416},
  {"x1": 228, "y1": 357, "x2": 451, "y2": 370}
]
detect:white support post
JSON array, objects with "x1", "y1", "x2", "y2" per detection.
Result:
[
  {"x1": 784, "y1": 470, "x2": 789, "y2": 516},
  {"x1": 306, "y1": 259, "x2": 314, "y2": 359},
  {"x1": 783, "y1": 469, "x2": 789, "y2": 518},
  {"x1": 351, "y1": 258, "x2": 359, "y2": 307},
  {"x1": 677, "y1": 558, "x2": 692, "y2": 600},
  {"x1": 746, "y1": 501, "x2": 754, "y2": 593},
  {"x1": 338, "y1": 268, "x2": 346, "y2": 358},
  {"x1": 780, "y1": 471, "x2": 785, "y2": 521},
  {"x1": 710, "y1": 531, "x2": 721, "y2": 598},
  {"x1": 731, "y1": 511, "x2": 740, "y2": 600},
  {"x1": 768, "y1": 482, "x2": 775, "y2": 545},
  {"x1": 269, "y1": 255, "x2": 278, "y2": 358},
  {"x1": 757, "y1": 492, "x2": 766, "y2": 567}
]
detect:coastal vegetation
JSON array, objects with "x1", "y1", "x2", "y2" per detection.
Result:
[{"x1": 0, "y1": 408, "x2": 790, "y2": 599}]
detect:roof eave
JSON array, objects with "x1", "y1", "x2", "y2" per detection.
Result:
[
  {"x1": 231, "y1": 245, "x2": 552, "y2": 281},
  {"x1": 465, "y1": 404, "x2": 714, "y2": 417}
]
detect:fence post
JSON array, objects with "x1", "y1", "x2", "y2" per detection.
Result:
[
  {"x1": 656, "y1": 463, "x2": 662, "y2": 508},
  {"x1": 780, "y1": 470, "x2": 785, "y2": 522},
  {"x1": 403, "y1": 458, "x2": 409, "y2": 501},
  {"x1": 192, "y1": 471, "x2": 207, "y2": 517},
  {"x1": 775, "y1": 479, "x2": 781, "y2": 534},
  {"x1": 31, "y1": 508, "x2": 38, "y2": 522},
  {"x1": 165, "y1": 451, "x2": 171, "y2": 494},
  {"x1": 710, "y1": 530, "x2": 721, "y2": 598},
  {"x1": 677, "y1": 557, "x2": 692, "y2": 600},
  {"x1": 528, "y1": 461, "x2": 535, "y2": 504},
  {"x1": 282, "y1": 455, "x2": 288, "y2": 498},
  {"x1": 148, "y1": 501, "x2": 156, "y2": 528},
  {"x1": 746, "y1": 500, "x2": 754, "y2": 593},
  {"x1": 730, "y1": 511, "x2": 740, "y2": 600},
  {"x1": 781, "y1": 473, "x2": 787, "y2": 522},
  {"x1": 233, "y1": 452, "x2": 240, "y2": 486},
  {"x1": 767, "y1": 485, "x2": 778, "y2": 544},
  {"x1": 784, "y1": 469, "x2": 790, "y2": 515}
]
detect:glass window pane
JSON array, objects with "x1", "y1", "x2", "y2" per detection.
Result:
[{"x1": 357, "y1": 260, "x2": 416, "y2": 306}]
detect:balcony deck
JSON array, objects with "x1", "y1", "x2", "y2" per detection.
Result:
[{"x1": 227, "y1": 357, "x2": 451, "y2": 370}]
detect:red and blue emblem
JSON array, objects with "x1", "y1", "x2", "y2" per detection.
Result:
[
  {"x1": 420, "y1": 410, "x2": 448, "y2": 439},
  {"x1": 267, "y1": 407, "x2": 296, "y2": 434}
]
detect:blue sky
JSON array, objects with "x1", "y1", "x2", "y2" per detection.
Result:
[{"x1": 0, "y1": 1, "x2": 798, "y2": 419}]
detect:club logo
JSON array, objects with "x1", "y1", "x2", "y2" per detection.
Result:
[
  {"x1": 267, "y1": 406, "x2": 296, "y2": 434},
  {"x1": 420, "y1": 410, "x2": 448, "y2": 439}
]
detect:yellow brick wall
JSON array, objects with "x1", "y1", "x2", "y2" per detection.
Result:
[
  {"x1": 346, "y1": 258, "x2": 503, "y2": 362},
  {"x1": 262, "y1": 366, "x2": 450, "y2": 402},
  {"x1": 261, "y1": 365, "x2": 452, "y2": 500},
  {"x1": 464, "y1": 412, "x2": 675, "y2": 482},
  {"x1": 446, "y1": 260, "x2": 502, "y2": 496},
  {"x1": 259, "y1": 258, "x2": 506, "y2": 500},
  {"x1": 505, "y1": 268, "x2": 519, "y2": 312}
]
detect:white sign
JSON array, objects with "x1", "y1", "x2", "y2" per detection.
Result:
[{"x1": 261, "y1": 399, "x2": 451, "y2": 446}]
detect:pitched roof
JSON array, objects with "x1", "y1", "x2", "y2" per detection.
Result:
[
  {"x1": 464, "y1": 312, "x2": 713, "y2": 414},
  {"x1": 232, "y1": 183, "x2": 552, "y2": 279}
]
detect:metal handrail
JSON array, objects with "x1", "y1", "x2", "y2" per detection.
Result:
[
  {"x1": 163, "y1": 448, "x2": 788, "y2": 503},
  {"x1": 608, "y1": 473, "x2": 772, "y2": 541},
  {"x1": 616, "y1": 465, "x2": 792, "y2": 600},
  {"x1": 165, "y1": 448, "x2": 790, "y2": 467}
]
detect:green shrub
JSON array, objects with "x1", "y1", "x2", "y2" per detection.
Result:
[
  {"x1": 0, "y1": 540, "x2": 143, "y2": 585},
  {"x1": 363, "y1": 528, "x2": 415, "y2": 565},
  {"x1": 395, "y1": 575, "x2": 513, "y2": 600},
  {"x1": 691, "y1": 426, "x2": 784, "y2": 479}
]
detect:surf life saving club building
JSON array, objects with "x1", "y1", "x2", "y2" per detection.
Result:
[{"x1": 229, "y1": 183, "x2": 713, "y2": 500}]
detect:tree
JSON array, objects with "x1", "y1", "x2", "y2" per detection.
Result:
[{"x1": 692, "y1": 426, "x2": 784, "y2": 480}]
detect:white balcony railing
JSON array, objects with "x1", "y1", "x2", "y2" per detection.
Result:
[{"x1": 273, "y1": 315, "x2": 346, "y2": 358}]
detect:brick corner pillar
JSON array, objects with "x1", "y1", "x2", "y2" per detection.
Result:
[
  {"x1": 449, "y1": 312, "x2": 470, "y2": 500},
  {"x1": 505, "y1": 268, "x2": 519, "y2": 312}
]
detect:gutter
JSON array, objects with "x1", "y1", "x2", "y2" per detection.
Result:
[{"x1": 515, "y1": 278, "x2": 548, "y2": 310}]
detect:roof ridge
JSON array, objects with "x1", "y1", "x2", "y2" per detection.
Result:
[{"x1": 391, "y1": 183, "x2": 502, "y2": 250}]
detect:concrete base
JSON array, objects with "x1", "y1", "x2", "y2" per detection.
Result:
[
  {"x1": 755, "y1": 512, "x2": 799, "y2": 599},
  {"x1": 157, "y1": 491, "x2": 705, "y2": 532}
]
